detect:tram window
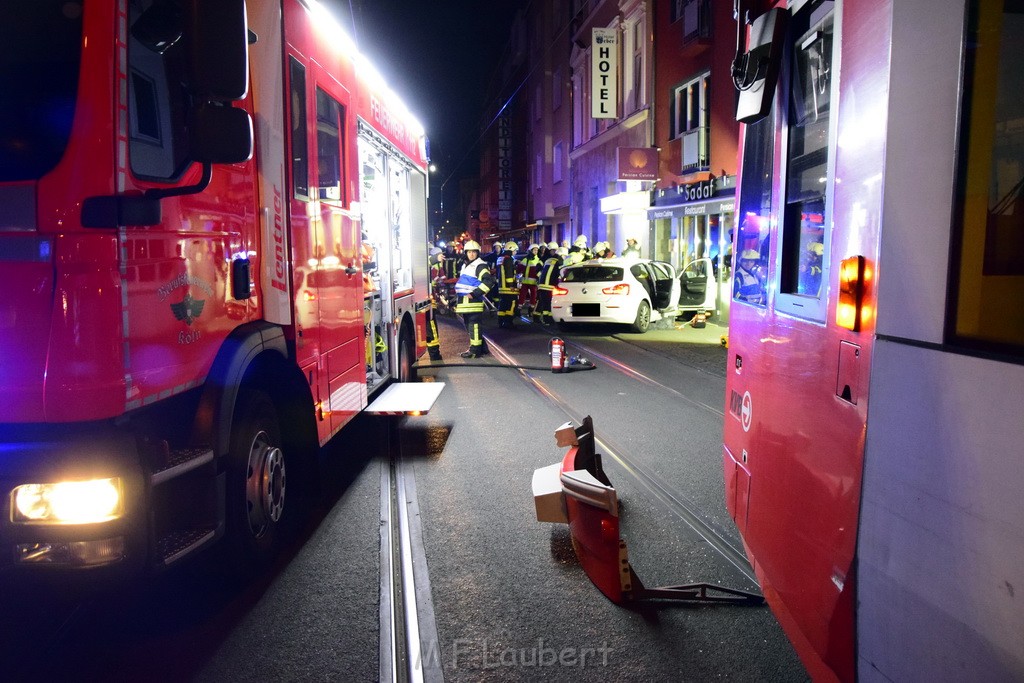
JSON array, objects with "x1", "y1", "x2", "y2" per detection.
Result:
[
  {"x1": 776, "y1": 0, "x2": 835, "y2": 320},
  {"x1": 289, "y1": 58, "x2": 309, "y2": 199},
  {"x1": 316, "y1": 87, "x2": 345, "y2": 204},
  {"x1": 949, "y1": 0, "x2": 1024, "y2": 356},
  {"x1": 734, "y1": 103, "x2": 775, "y2": 307}
]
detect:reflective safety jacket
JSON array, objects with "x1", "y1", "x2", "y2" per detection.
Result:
[
  {"x1": 537, "y1": 256, "x2": 563, "y2": 291},
  {"x1": 519, "y1": 253, "x2": 542, "y2": 286},
  {"x1": 496, "y1": 253, "x2": 518, "y2": 295},
  {"x1": 454, "y1": 257, "x2": 494, "y2": 313}
]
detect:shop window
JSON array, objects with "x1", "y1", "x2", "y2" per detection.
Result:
[
  {"x1": 775, "y1": 0, "x2": 835, "y2": 320},
  {"x1": 316, "y1": 87, "x2": 345, "y2": 203},
  {"x1": 948, "y1": 0, "x2": 1024, "y2": 356}
]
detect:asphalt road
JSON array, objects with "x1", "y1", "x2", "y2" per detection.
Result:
[{"x1": 0, "y1": 312, "x2": 807, "y2": 682}]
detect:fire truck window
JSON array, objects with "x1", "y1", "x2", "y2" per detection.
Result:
[
  {"x1": 289, "y1": 58, "x2": 309, "y2": 198},
  {"x1": 316, "y1": 87, "x2": 345, "y2": 203},
  {"x1": 128, "y1": 0, "x2": 190, "y2": 181},
  {"x1": 0, "y1": 1, "x2": 82, "y2": 182},
  {"x1": 777, "y1": 0, "x2": 834, "y2": 317},
  {"x1": 734, "y1": 103, "x2": 775, "y2": 307},
  {"x1": 949, "y1": 0, "x2": 1024, "y2": 356}
]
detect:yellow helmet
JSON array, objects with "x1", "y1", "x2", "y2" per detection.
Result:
[
  {"x1": 464, "y1": 240, "x2": 481, "y2": 251},
  {"x1": 504, "y1": 241, "x2": 518, "y2": 252}
]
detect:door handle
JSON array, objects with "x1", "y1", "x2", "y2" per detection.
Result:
[{"x1": 345, "y1": 265, "x2": 359, "y2": 275}]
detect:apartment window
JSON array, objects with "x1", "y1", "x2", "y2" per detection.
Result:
[
  {"x1": 535, "y1": 83, "x2": 543, "y2": 121},
  {"x1": 682, "y1": 0, "x2": 711, "y2": 43},
  {"x1": 553, "y1": 141, "x2": 564, "y2": 183},
  {"x1": 671, "y1": 0, "x2": 685, "y2": 22},
  {"x1": 535, "y1": 153, "x2": 543, "y2": 189},
  {"x1": 671, "y1": 72, "x2": 709, "y2": 171},
  {"x1": 572, "y1": 65, "x2": 586, "y2": 146},
  {"x1": 552, "y1": 67, "x2": 563, "y2": 110},
  {"x1": 620, "y1": 14, "x2": 647, "y2": 116}
]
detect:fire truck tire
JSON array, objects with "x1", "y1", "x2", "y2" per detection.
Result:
[
  {"x1": 631, "y1": 300, "x2": 651, "y2": 333},
  {"x1": 226, "y1": 389, "x2": 290, "y2": 568},
  {"x1": 398, "y1": 326, "x2": 417, "y2": 382}
]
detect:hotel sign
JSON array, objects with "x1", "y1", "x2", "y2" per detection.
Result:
[{"x1": 591, "y1": 28, "x2": 618, "y2": 119}]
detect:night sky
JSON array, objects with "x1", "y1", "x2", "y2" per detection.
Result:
[{"x1": 324, "y1": 0, "x2": 521, "y2": 204}]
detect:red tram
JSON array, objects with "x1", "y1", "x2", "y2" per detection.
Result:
[{"x1": 725, "y1": 0, "x2": 1024, "y2": 680}]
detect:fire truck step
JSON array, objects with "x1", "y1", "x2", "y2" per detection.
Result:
[
  {"x1": 149, "y1": 447, "x2": 214, "y2": 486},
  {"x1": 156, "y1": 525, "x2": 217, "y2": 566}
]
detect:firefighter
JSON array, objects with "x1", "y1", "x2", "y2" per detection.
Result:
[
  {"x1": 517, "y1": 243, "x2": 542, "y2": 317},
  {"x1": 622, "y1": 237, "x2": 642, "y2": 259},
  {"x1": 454, "y1": 240, "x2": 495, "y2": 357},
  {"x1": 534, "y1": 245, "x2": 564, "y2": 325},
  {"x1": 563, "y1": 235, "x2": 589, "y2": 266},
  {"x1": 495, "y1": 240, "x2": 519, "y2": 328},
  {"x1": 425, "y1": 247, "x2": 444, "y2": 361}
]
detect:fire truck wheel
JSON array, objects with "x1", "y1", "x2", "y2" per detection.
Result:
[
  {"x1": 631, "y1": 300, "x2": 651, "y2": 333},
  {"x1": 227, "y1": 389, "x2": 288, "y2": 567},
  {"x1": 398, "y1": 327, "x2": 417, "y2": 382}
]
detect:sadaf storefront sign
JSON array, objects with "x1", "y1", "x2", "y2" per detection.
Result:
[
  {"x1": 616, "y1": 147, "x2": 658, "y2": 181},
  {"x1": 591, "y1": 28, "x2": 617, "y2": 119}
]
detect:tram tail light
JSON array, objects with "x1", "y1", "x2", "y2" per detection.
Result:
[{"x1": 837, "y1": 255, "x2": 866, "y2": 331}]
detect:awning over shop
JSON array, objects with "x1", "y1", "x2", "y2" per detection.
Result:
[{"x1": 600, "y1": 190, "x2": 650, "y2": 215}]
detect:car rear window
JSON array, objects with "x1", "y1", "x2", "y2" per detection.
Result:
[{"x1": 562, "y1": 266, "x2": 623, "y2": 283}]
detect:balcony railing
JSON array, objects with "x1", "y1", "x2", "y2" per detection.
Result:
[{"x1": 681, "y1": 127, "x2": 709, "y2": 172}]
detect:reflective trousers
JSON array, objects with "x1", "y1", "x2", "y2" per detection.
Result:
[{"x1": 461, "y1": 311, "x2": 487, "y2": 352}]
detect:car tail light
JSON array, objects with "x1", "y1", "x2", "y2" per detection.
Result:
[
  {"x1": 552, "y1": 286, "x2": 569, "y2": 296},
  {"x1": 602, "y1": 283, "x2": 629, "y2": 295}
]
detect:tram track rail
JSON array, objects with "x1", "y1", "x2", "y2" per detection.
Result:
[{"x1": 485, "y1": 336, "x2": 757, "y2": 586}]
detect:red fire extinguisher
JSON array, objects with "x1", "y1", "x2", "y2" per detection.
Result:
[{"x1": 549, "y1": 337, "x2": 566, "y2": 373}]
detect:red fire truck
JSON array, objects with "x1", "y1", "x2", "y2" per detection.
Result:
[
  {"x1": 726, "y1": 0, "x2": 1024, "y2": 680},
  {"x1": 0, "y1": 0, "x2": 437, "y2": 578}
]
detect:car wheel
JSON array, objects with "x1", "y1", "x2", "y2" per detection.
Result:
[
  {"x1": 631, "y1": 300, "x2": 651, "y2": 333},
  {"x1": 226, "y1": 389, "x2": 289, "y2": 570}
]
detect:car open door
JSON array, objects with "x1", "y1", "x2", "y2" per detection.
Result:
[
  {"x1": 651, "y1": 261, "x2": 678, "y2": 312},
  {"x1": 678, "y1": 257, "x2": 716, "y2": 312}
]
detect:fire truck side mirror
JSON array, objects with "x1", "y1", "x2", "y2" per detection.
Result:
[
  {"x1": 186, "y1": 0, "x2": 249, "y2": 102},
  {"x1": 733, "y1": 8, "x2": 788, "y2": 124},
  {"x1": 189, "y1": 104, "x2": 254, "y2": 165}
]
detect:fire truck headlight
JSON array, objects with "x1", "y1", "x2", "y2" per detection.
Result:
[{"x1": 12, "y1": 478, "x2": 124, "y2": 524}]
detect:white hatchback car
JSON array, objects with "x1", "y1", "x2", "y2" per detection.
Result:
[{"x1": 551, "y1": 258, "x2": 680, "y2": 333}]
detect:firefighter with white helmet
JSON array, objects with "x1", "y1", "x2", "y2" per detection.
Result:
[
  {"x1": 564, "y1": 234, "x2": 589, "y2": 266},
  {"x1": 496, "y1": 240, "x2": 519, "y2": 328},
  {"x1": 455, "y1": 240, "x2": 495, "y2": 357},
  {"x1": 518, "y1": 243, "x2": 542, "y2": 318},
  {"x1": 734, "y1": 248, "x2": 765, "y2": 304}
]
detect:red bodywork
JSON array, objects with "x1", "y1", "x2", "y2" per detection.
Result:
[
  {"x1": 0, "y1": 0, "x2": 429, "y2": 575},
  {"x1": 722, "y1": 0, "x2": 888, "y2": 680}
]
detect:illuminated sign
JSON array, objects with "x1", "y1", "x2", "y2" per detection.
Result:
[
  {"x1": 591, "y1": 28, "x2": 618, "y2": 119},
  {"x1": 616, "y1": 147, "x2": 658, "y2": 181},
  {"x1": 498, "y1": 116, "x2": 512, "y2": 229}
]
